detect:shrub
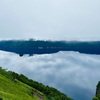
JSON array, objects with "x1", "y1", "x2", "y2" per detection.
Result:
[
  {"x1": 0, "y1": 97, "x2": 3, "y2": 100},
  {"x1": 92, "y1": 96, "x2": 99, "y2": 100}
]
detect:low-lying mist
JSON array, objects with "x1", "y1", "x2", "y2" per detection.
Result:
[{"x1": 0, "y1": 51, "x2": 100, "y2": 100}]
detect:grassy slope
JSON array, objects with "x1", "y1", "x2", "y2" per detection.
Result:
[
  {"x1": 0, "y1": 67, "x2": 73, "y2": 100},
  {"x1": 0, "y1": 74, "x2": 47, "y2": 100}
]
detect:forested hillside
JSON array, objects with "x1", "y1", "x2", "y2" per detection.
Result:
[
  {"x1": 92, "y1": 82, "x2": 100, "y2": 100},
  {"x1": 0, "y1": 67, "x2": 73, "y2": 100},
  {"x1": 0, "y1": 40, "x2": 100, "y2": 56}
]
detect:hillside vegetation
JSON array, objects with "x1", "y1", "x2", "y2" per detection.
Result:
[
  {"x1": 0, "y1": 67, "x2": 73, "y2": 100},
  {"x1": 92, "y1": 81, "x2": 100, "y2": 100}
]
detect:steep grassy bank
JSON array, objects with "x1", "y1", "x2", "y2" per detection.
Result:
[{"x1": 0, "y1": 67, "x2": 72, "y2": 100}]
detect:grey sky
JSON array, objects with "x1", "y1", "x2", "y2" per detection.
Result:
[{"x1": 0, "y1": 0, "x2": 100, "y2": 40}]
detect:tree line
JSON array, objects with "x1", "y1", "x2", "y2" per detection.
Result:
[{"x1": 0, "y1": 67, "x2": 73, "y2": 100}]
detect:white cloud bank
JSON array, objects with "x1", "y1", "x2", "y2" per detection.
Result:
[{"x1": 0, "y1": 50, "x2": 100, "y2": 100}]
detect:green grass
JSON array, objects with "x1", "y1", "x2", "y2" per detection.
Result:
[
  {"x1": 0, "y1": 74, "x2": 46, "y2": 100},
  {"x1": 0, "y1": 67, "x2": 72, "y2": 100}
]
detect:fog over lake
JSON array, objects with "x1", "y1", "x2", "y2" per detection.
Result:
[{"x1": 0, "y1": 50, "x2": 100, "y2": 100}]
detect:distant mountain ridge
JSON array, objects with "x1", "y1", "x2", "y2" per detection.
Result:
[{"x1": 0, "y1": 40, "x2": 100, "y2": 56}]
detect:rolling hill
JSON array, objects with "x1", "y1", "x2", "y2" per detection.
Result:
[{"x1": 0, "y1": 67, "x2": 73, "y2": 100}]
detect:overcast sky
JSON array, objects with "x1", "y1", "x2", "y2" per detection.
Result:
[{"x1": 0, "y1": 0, "x2": 100, "y2": 40}]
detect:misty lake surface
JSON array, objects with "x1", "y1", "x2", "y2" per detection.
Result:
[{"x1": 0, "y1": 40, "x2": 100, "y2": 100}]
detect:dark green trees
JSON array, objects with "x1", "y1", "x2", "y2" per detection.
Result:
[
  {"x1": 0, "y1": 67, "x2": 72, "y2": 100},
  {"x1": 92, "y1": 81, "x2": 100, "y2": 100},
  {"x1": 92, "y1": 96, "x2": 99, "y2": 100},
  {"x1": 0, "y1": 98, "x2": 2, "y2": 100}
]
